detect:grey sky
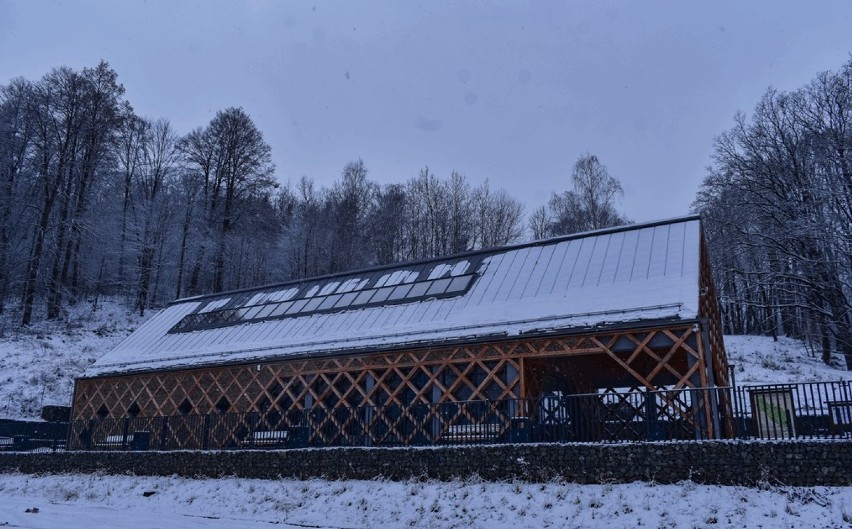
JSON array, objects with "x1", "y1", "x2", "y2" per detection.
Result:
[{"x1": 2, "y1": 1, "x2": 851, "y2": 223}]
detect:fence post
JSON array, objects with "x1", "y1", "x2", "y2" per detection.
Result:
[
  {"x1": 122, "y1": 417, "x2": 130, "y2": 449},
  {"x1": 62, "y1": 421, "x2": 72, "y2": 451},
  {"x1": 202, "y1": 414, "x2": 211, "y2": 450},
  {"x1": 52, "y1": 423, "x2": 61, "y2": 451},
  {"x1": 160, "y1": 416, "x2": 169, "y2": 448},
  {"x1": 644, "y1": 391, "x2": 656, "y2": 441},
  {"x1": 735, "y1": 387, "x2": 748, "y2": 439}
]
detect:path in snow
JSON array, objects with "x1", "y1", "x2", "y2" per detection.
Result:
[{"x1": 0, "y1": 496, "x2": 317, "y2": 529}]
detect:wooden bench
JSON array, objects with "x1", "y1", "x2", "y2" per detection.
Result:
[
  {"x1": 242, "y1": 430, "x2": 288, "y2": 447},
  {"x1": 828, "y1": 401, "x2": 852, "y2": 435},
  {"x1": 442, "y1": 423, "x2": 502, "y2": 444}
]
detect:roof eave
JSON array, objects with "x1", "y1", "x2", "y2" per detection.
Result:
[{"x1": 77, "y1": 315, "x2": 700, "y2": 380}]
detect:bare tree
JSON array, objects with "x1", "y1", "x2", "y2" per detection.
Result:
[
  {"x1": 369, "y1": 183, "x2": 407, "y2": 264},
  {"x1": 284, "y1": 176, "x2": 330, "y2": 278},
  {"x1": 0, "y1": 78, "x2": 34, "y2": 314},
  {"x1": 20, "y1": 67, "x2": 89, "y2": 325},
  {"x1": 528, "y1": 205, "x2": 551, "y2": 240},
  {"x1": 179, "y1": 107, "x2": 276, "y2": 293},
  {"x1": 115, "y1": 111, "x2": 147, "y2": 288},
  {"x1": 546, "y1": 153, "x2": 627, "y2": 237},
  {"x1": 695, "y1": 58, "x2": 852, "y2": 366},
  {"x1": 572, "y1": 154, "x2": 624, "y2": 230},
  {"x1": 473, "y1": 179, "x2": 524, "y2": 248},
  {"x1": 134, "y1": 119, "x2": 179, "y2": 315},
  {"x1": 329, "y1": 159, "x2": 376, "y2": 271},
  {"x1": 47, "y1": 62, "x2": 125, "y2": 315}
]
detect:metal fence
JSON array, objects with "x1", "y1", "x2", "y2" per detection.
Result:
[
  {"x1": 0, "y1": 419, "x2": 68, "y2": 451},
  {"x1": 3, "y1": 380, "x2": 850, "y2": 452},
  {"x1": 731, "y1": 381, "x2": 852, "y2": 440},
  {"x1": 64, "y1": 391, "x2": 716, "y2": 451}
]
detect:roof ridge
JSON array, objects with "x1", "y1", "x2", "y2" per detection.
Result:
[{"x1": 173, "y1": 214, "x2": 701, "y2": 305}]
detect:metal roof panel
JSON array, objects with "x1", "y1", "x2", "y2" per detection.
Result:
[{"x1": 85, "y1": 216, "x2": 705, "y2": 376}]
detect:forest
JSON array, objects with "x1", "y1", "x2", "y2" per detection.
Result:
[
  {"x1": 0, "y1": 61, "x2": 624, "y2": 324},
  {"x1": 694, "y1": 58, "x2": 852, "y2": 365},
  {"x1": 1, "y1": 59, "x2": 850, "y2": 366}
]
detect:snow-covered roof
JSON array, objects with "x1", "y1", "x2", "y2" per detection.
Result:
[{"x1": 84, "y1": 216, "x2": 703, "y2": 377}]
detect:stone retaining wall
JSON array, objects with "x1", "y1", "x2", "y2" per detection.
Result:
[{"x1": 2, "y1": 440, "x2": 851, "y2": 486}]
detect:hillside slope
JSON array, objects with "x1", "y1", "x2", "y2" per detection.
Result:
[
  {"x1": 725, "y1": 335, "x2": 851, "y2": 385},
  {"x1": 0, "y1": 302, "x2": 148, "y2": 420}
]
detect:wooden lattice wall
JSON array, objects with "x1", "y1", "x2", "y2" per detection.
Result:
[
  {"x1": 74, "y1": 322, "x2": 721, "y2": 426},
  {"x1": 697, "y1": 230, "x2": 733, "y2": 436},
  {"x1": 698, "y1": 231, "x2": 729, "y2": 386}
]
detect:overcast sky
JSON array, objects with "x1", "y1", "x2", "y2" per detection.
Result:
[{"x1": 2, "y1": 1, "x2": 852, "y2": 223}]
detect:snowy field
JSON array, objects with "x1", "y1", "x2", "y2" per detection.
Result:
[{"x1": 1, "y1": 473, "x2": 851, "y2": 529}]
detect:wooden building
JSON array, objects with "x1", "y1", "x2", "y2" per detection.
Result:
[{"x1": 70, "y1": 216, "x2": 730, "y2": 448}]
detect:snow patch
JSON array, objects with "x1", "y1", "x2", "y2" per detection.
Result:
[
  {"x1": 318, "y1": 282, "x2": 341, "y2": 296},
  {"x1": 244, "y1": 288, "x2": 299, "y2": 307},
  {"x1": 336, "y1": 278, "x2": 369, "y2": 293},
  {"x1": 375, "y1": 270, "x2": 419, "y2": 288},
  {"x1": 427, "y1": 261, "x2": 469, "y2": 280},
  {"x1": 197, "y1": 298, "x2": 230, "y2": 313}
]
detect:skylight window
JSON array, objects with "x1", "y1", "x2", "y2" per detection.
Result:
[
  {"x1": 388, "y1": 284, "x2": 413, "y2": 300},
  {"x1": 427, "y1": 278, "x2": 452, "y2": 295},
  {"x1": 318, "y1": 294, "x2": 341, "y2": 310},
  {"x1": 270, "y1": 302, "x2": 293, "y2": 317},
  {"x1": 407, "y1": 281, "x2": 431, "y2": 298},
  {"x1": 302, "y1": 297, "x2": 323, "y2": 312},
  {"x1": 335, "y1": 292, "x2": 358, "y2": 308},
  {"x1": 256, "y1": 304, "x2": 278, "y2": 318},
  {"x1": 447, "y1": 275, "x2": 472, "y2": 293},
  {"x1": 370, "y1": 286, "x2": 395, "y2": 303},
  {"x1": 242, "y1": 305, "x2": 264, "y2": 319},
  {"x1": 353, "y1": 289, "x2": 376, "y2": 305},
  {"x1": 168, "y1": 260, "x2": 479, "y2": 334},
  {"x1": 286, "y1": 299, "x2": 309, "y2": 314}
]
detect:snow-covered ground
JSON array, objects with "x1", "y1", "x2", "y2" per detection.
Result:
[
  {"x1": 2, "y1": 311, "x2": 852, "y2": 528},
  {"x1": 0, "y1": 301, "x2": 148, "y2": 420},
  {"x1": 725, "y1": 335, "x2": 852, "y2": 385},
  {"x1": 1, "y1": 473, "x2": 851, "y2": 529}
]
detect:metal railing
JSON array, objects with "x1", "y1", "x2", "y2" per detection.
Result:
[
  {"x1": 60, "y1": 383, "x2": 837, "y2": 451},
  {"x1": 0, "y1": 418, "x2": 68, "y2": 451},
  {"x1": 4, "y1": 380, "x2": 850, "y2": 452},
  {"x1": 731, "y1": 381, "x2": 852, "y2": 439}
]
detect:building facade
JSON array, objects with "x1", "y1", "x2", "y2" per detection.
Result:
[{"x1": 70, "y1": 216, "x2": 730, "y2": 448}]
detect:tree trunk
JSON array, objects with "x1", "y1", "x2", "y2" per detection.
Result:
[
  {"x1": 21, "y1": 186, "x2": 55, "y2": 325},
  {"x1": 46, "y1": 157, "x2": 77, "y2": 319},
  {"x1": 188, "y1": 244, "x2": 206, "y2": 296},
  {"x1": 175, "y1": 208, "x2": 191, "y2": 299}
]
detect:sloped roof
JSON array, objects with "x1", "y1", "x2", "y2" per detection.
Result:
[{"x1": 85, "y1": 216, "x2": 703, "y2": 377}]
